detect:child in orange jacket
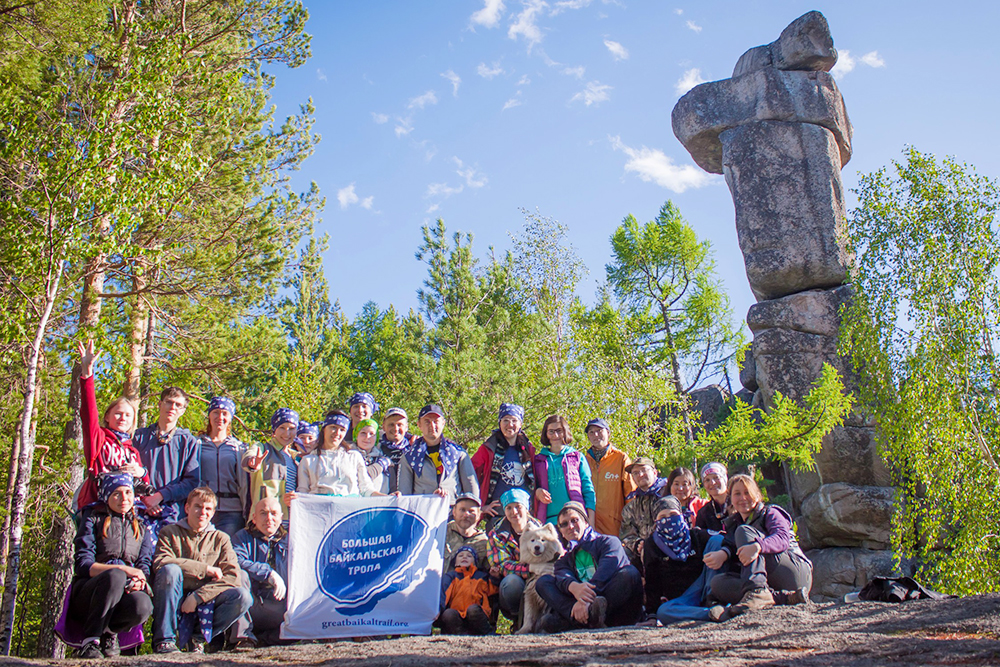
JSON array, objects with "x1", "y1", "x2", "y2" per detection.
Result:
[{"x1": 438, "y1": 547, "x2": 497, "y2": 635}]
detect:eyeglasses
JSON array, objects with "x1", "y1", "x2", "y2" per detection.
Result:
[
  {"x1": 546, "y1": 428, "x2": 564, "y2": 435},
  {"x1": 558, "y1": 516, "x2": 584, "y2": 529}
]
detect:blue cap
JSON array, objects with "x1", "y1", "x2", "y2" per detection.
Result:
[
  {"x1": 585, "y1": 418, "x2": 610, "y2": 434},
  {"x1": 418, "y1": 404, "x2": 445, "y2": 420}
]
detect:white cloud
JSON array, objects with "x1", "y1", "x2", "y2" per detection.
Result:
[
  {"x1": 686, "y1": 20, "x2": 702, "y2": 33},
  {"x1": 610, "y1": 136, "x2": 715, "y2": 193},
  {"x1": 517, "y1": 74, "x2": 531, "y2": 86},
  {"x1": 674, "y1": 8, "x2": 683, "y2": 15},
  {"x1": 675, "y1": 68, "x2": 706, "y2": 95},
  {"x1": 503, "y1": 96, "x2": 523, "y2": 111},
  {"x1": 562, "y1": 65, "x2": 586, "y2": 79},
  {"x1": 426, "y1": 203, "x2": 440, "y2": 214},
  {"x1": 337, "y1": 184, "x2": 359, "y2": 209},
  {"x1": 394, "y1": 116, "x2": 414, "y2": 137},
  {"x1": 604, "y1": 39, "x2": 628, "y2": 61},
  {"x1": 441, "y1": 70, "x2": 461, "y2": 96},
  {"x1": 317, "y1": 68, "x2": 328, "y2": 82},
  {"x1": 453, "y1": 157, "x2": 488, "y2": 188},
  {"x1": 408, "y1": 90, "x2": 438, "y2": 110},
  {"x1": 478, "y1": 61, "x2": 505, "y2": 79},
  {"x1": 426, "y1": 182, "x2": 464, "y2": 198},
  {"x1": 550, "y1": 0, "x2": 591, "y2": 15},
  {"x1": 360, "y1": 196, "x2": 374, "y2": 210},
  {"x1": 570, "y1": 80, "x2": 612, "y2": 106},
  {"x1": 371, "y1": 112, "x2": 389, "y2": 124},
  {"x1": 471, "y1": 0, "x2": 505, "y2": 29},
  {"x1": 508, "y1": 0, "x2": 546, "y2": 51},
  {"x1": 861, "y1": 50, "x2": 886, "y2": 68}
]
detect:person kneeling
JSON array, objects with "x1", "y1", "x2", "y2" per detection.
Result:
[
  {"x1": 231, "y1": 497, "x2": 289, "y2": 647},
  {"x1": 151, "y1": 487, "x2": 253, "y2": 653},
  {"x1": 438, "y1": 547, "x2": 497, "y2": 635},
  {"x1": 535, "y1": 502, "x2": 643, "y2": 633}
]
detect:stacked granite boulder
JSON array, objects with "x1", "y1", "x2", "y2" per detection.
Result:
[{"x1": 672, "y1": 11, "x2": 898, "y2": 598}]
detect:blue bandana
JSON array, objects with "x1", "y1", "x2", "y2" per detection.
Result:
[
  {"x1": 98, "y1": 472, "x2": 134, "y2": 504},
  {"x1": 324, "y1": 413, "x2": 351, "y2": 430},
  {"x1": 109, "y1": 429, "x2": 132, "y2": 443},
  {"x1": 626, "y1": 476, "x2": 668, "y2": 501},
  {"x1": 500, "y1": 487, "x2": 530, "y2": 509},
  {"x1": 297, "y1": 421, "x2": 319, "y2": 438},
  {"x1": 653, "y1": 514, "x2": 692, "y2": 561},
  {"x1": 270, "y1": 408, "x2": 299, "y2": 431},
  {"x1": 208, "y1": 396, "x2": 236, "y2": 416},
  {"x1": 348, "y1": 392, "x2": 379, "y2": 413},
  {"x1": 498, "y1": 403, "x2": 524, "y2": 423}
]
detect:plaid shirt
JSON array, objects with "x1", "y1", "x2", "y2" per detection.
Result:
[{"x1": 486, "y1": 517, "x2": 541, "y2": 579}]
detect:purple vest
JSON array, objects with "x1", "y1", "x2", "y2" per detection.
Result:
[{"x1": 532, "y1": 449, "x2": 584, "y2": 521}]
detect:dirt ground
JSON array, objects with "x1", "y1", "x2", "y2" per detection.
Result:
[{"x1": 10, "y1": 594, "x2": 1000, "y2": 667}]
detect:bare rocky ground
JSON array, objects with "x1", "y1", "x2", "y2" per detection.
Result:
[{"x1": 10, "y1": 594, "x2": 1000, "y2": 667}]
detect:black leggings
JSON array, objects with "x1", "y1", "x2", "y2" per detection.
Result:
[{"x1": 69, "y1": 568, "x2": 152, "y2": 639}]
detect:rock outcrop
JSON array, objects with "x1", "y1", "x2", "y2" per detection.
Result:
[{"x1": 672, "y1": 10, "x2": 898, "y2": 597}]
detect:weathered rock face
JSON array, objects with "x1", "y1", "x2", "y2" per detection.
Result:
[
  {"x1": 806, "y1": 546, "x2": 907, "y2": 599},
  {"x1": 671, "y1": 10, "x2": 895, "y2": 598},
  {"x1": 739, "y1": 343, "x2": 758, "y2": 392},
  {"x1": 688, "y1": 384, "x2": 730, "y2": 435}
]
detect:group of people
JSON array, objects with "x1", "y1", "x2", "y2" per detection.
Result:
[{"x1": 63, "y1": 339, "x2": 813, "y2": 657}]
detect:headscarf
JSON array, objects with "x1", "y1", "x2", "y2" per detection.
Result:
[
  {"x1": 498, "y1": 403, "x2": 524, "y2": 423},
  {"x1": 208, "y1": 396, "x2": 236, "y2": 416},
  {"x1": 353, "y1": 417, "x2": 379, "y2": 441},
  {"x1": 500, "y1": 488, "x2": 530, "y2": 509},
  {"x1": 297, "y1": 421, "x2": 319, "y2": 438},
  {"x1": 270, "y1": 408, "x2": 299, "y2": 431},
  {"x1": 98, "y1": 472, "x2": 134, "y2": 504},
  {"x1": 700, "y1": 462, "x2": 728, "y2": 485},
  {"x1": 323, "y1": 413, "x2": 351, "y2": 430},
  {"x1": 348, "y1": 392, "x2": 379, "y2": 413}
]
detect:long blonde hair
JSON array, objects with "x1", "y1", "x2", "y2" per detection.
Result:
[{"x1": 102, "y1": 397, "x2": 137, "y2": 436}]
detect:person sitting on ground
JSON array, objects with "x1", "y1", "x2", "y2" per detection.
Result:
[
  {"x1": 486, "y1": 488, "x2": 541, "y2": 625},
  {"x1": 472, "y1": 403, "x2": 536, "y2": 531},
  {"x1": 378, "y1": 407, "x2": 412, "y2": 494},
  {"x1": 151, "y1": 487, "x2": 252, "y2": 654},
  {"x1": 535, "y1": 501, "x2": 643, "y2": 632},
  {"x1": 345, "y1": 392, "x2": 378, "y2": 444},
  {"x1": 132, "y1": 386, "x2": 201, "y2": 538},
  {"x1": 444, "y1": 492, "x2": 489, "y2": 569},
  {"x1": 352, "y1": 417, "x2": 392, "y2": 493},
  {"x1": 704, "y1": 474, "x2": 812, "y2": 622},
  {"x1": 397, "y1": 404, "x2": 478, "y2": 505},
  {"x1": 438, "y1": 546, "x2": 497, "y2": 636},
  {"x1": 666, "y1": 467, "x2": 707, "y2": 527},
  {"x1": 230, "y1": 497, "x2": 288, "y2": 647},
  {"x1": 695, "y1": 462, "x2": 729, "y2": 534},
  {"x1": 533, "y1": 414, "x2": 596, "y2": 526},
  {"x1": 295, "y1": 421, "x2": 319, "y2": 459},
  {"x1": 642, "y1": 496, "x2": 711, "y2": 613},
  {"x1": 618, "y1": 456, "x2": 668, "y2": 565},
  {"x1": 242, "y1": 408, "x2": 301, "y2": 525},
  {"x1": 75, "y1": 339, "x2": 150, "y2": 513},
  {"x1": 199, "y1": 397, "x2": 248, "y2": 537},
  {"x1": 66, "y1": 473, "x2": 154, "y2": 659},
  {"x1": 296, "y1": 411, "x2": 389, "y2": 498},
  {"x1": 583, "y1": 418, "x2": 635, "y2": 537}
]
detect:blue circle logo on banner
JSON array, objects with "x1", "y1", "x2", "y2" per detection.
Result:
[{"x1": 316, "y1": 506, "x2": 431, "y2": 614}]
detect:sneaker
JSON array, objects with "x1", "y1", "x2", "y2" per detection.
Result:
[
  {"x1": 78, "y1": 640, "x2": 103, "y2": 659},
  {"x1": 738, "y1": 586, "x2": 775, "y2": 611},
  {"x1": 100, "y1": 632, "x2": 120, "y2": 657},
  {"x1": 153, "y1": 640, "x2": 180, "y2": 654},
  {"x1": 587, "y1": 596, "x2": 608, "y2": 629},
  {"x1": 188, "y1": 639, "x2": 205, "y2": 654}
]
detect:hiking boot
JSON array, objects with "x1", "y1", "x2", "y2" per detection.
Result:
[
  {"x1": 541, "y1": 612, "x2": 570, "y2": 634},
  {"x1": 100, "y1": 632, "x2": 120, "y2": 657},
  {"x1": 78, "y1": 640, "x2": 103, "y2": 659},
  {"x1": 738, "y1": 586, "x2": 775, "y2": 611},
  {"x1": 707, "y1": 605, "x2": 730, "y2": 622},
  {"x1": 783, "y1": 587, "x2": 810, "y2": 606},
  {"x1": 465, "y1": 605, "x2": 495, "y2": 636},
  {"x1": 587, "y1": 596, "x2": 608, "y2": 629},
  {"x1": 153, "y1": 640, "x2": 180, "y2": 654}
]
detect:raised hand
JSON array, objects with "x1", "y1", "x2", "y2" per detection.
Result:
[{"x1": 77, "y1": 339, "x2": 98, "y2": 379}]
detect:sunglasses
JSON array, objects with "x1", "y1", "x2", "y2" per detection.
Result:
[{"x1": 558, "y1": 516, "x2": 585, "y2": 529}]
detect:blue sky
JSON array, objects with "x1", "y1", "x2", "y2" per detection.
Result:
[{"x1": 267, "y1": 1, "x2": 1000, "y2": 334}]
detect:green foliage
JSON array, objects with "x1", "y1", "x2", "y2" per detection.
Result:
[{"x1": 841, "y1": 147, "x2": 1000, "y2": 595}]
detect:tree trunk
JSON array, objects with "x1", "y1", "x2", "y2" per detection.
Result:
[
  {"x1": 659, "y1": 304, "x2": 695, "y2": 446},
  {"x1": 0, "y1": 258, "x2": 64, "y2": 656},
  {"x1": 138, "y1": 304, "x2": 155, "y2": 427},
  {"x1": 123, "y1": 263, "x2": 148, "y2": 403},
  {"x1": 0, "y1": 422, "x2": 23, "y2": 593}
]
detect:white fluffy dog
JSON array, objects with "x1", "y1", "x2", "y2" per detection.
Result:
[{"x1": 515, "y1": 522, "x2": 565, "y2": 634}]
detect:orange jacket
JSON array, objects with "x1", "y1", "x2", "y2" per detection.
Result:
[
  {"x1": 585, "y1": 445, "x2": 636, "y2": 537},
  {"x1": 441, "y1": 565, "x2": 496, "y2": 618}
]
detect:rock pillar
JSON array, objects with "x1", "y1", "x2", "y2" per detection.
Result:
[{"x1": 671, "y1": 11, "x2": 898, "y2": 598}]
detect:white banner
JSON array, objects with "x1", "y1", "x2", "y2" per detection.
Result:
[{"x1": 281, "y1": 494, "x2": 449, "y2": 639}]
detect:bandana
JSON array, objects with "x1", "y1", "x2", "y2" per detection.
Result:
[
  {"x1": 98, "y1": 472, "x2": 134, "y2": 504},
  {"x1": 348, "y1": 392, "x2": 379, "y2": 413},
  {"x1": 500, "y1": 488, "x2": 530, "y2": 509},
  {"x1": 297, "y1": 421, "x2": 319, "y2": 438},
  {"x1": 353, "y1": 418, "x2": 379, "y2": 441},
  {"x1": 626, "y1": 476, "x2": 668, "y2": 501},
  {"x1": 486, "y1": 431, "x2": 535, "y2": 504},
  {"x1": 270, "y1": 408, "x2": 299, "y2": 431},
  {"x1": 109, "y1": 429, "x2": 132, "y2": 443},
  {"x1": 208, "y1": 396, "x2": 236, "y2": 416},
  {"x1": 324, "y1": 413, "x2": 351, "y2": 430},
  {"x1": 405, "y1": 437, "x2": 461, "y2": 480},
  {"x1": 498, "y1": 403, "x2": 524, "y2": 423},
  {"x1": 700, "y1": 462, "x2": 728, "y2": 484},
  {"x1": 653, "y1": 514, "x2": 692, "y2": 561}
]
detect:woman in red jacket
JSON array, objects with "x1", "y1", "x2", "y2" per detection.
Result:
[{"x1": 75, "y1": 339, "x2": 150, "y2": 511}]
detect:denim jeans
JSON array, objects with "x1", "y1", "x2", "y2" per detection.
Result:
[
  {"x1": 497, "y1": 573, "x2": 526, "y2": 620},
  {"x1": 152, "y1": 563, "x2": 253, "y2": 643}
]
